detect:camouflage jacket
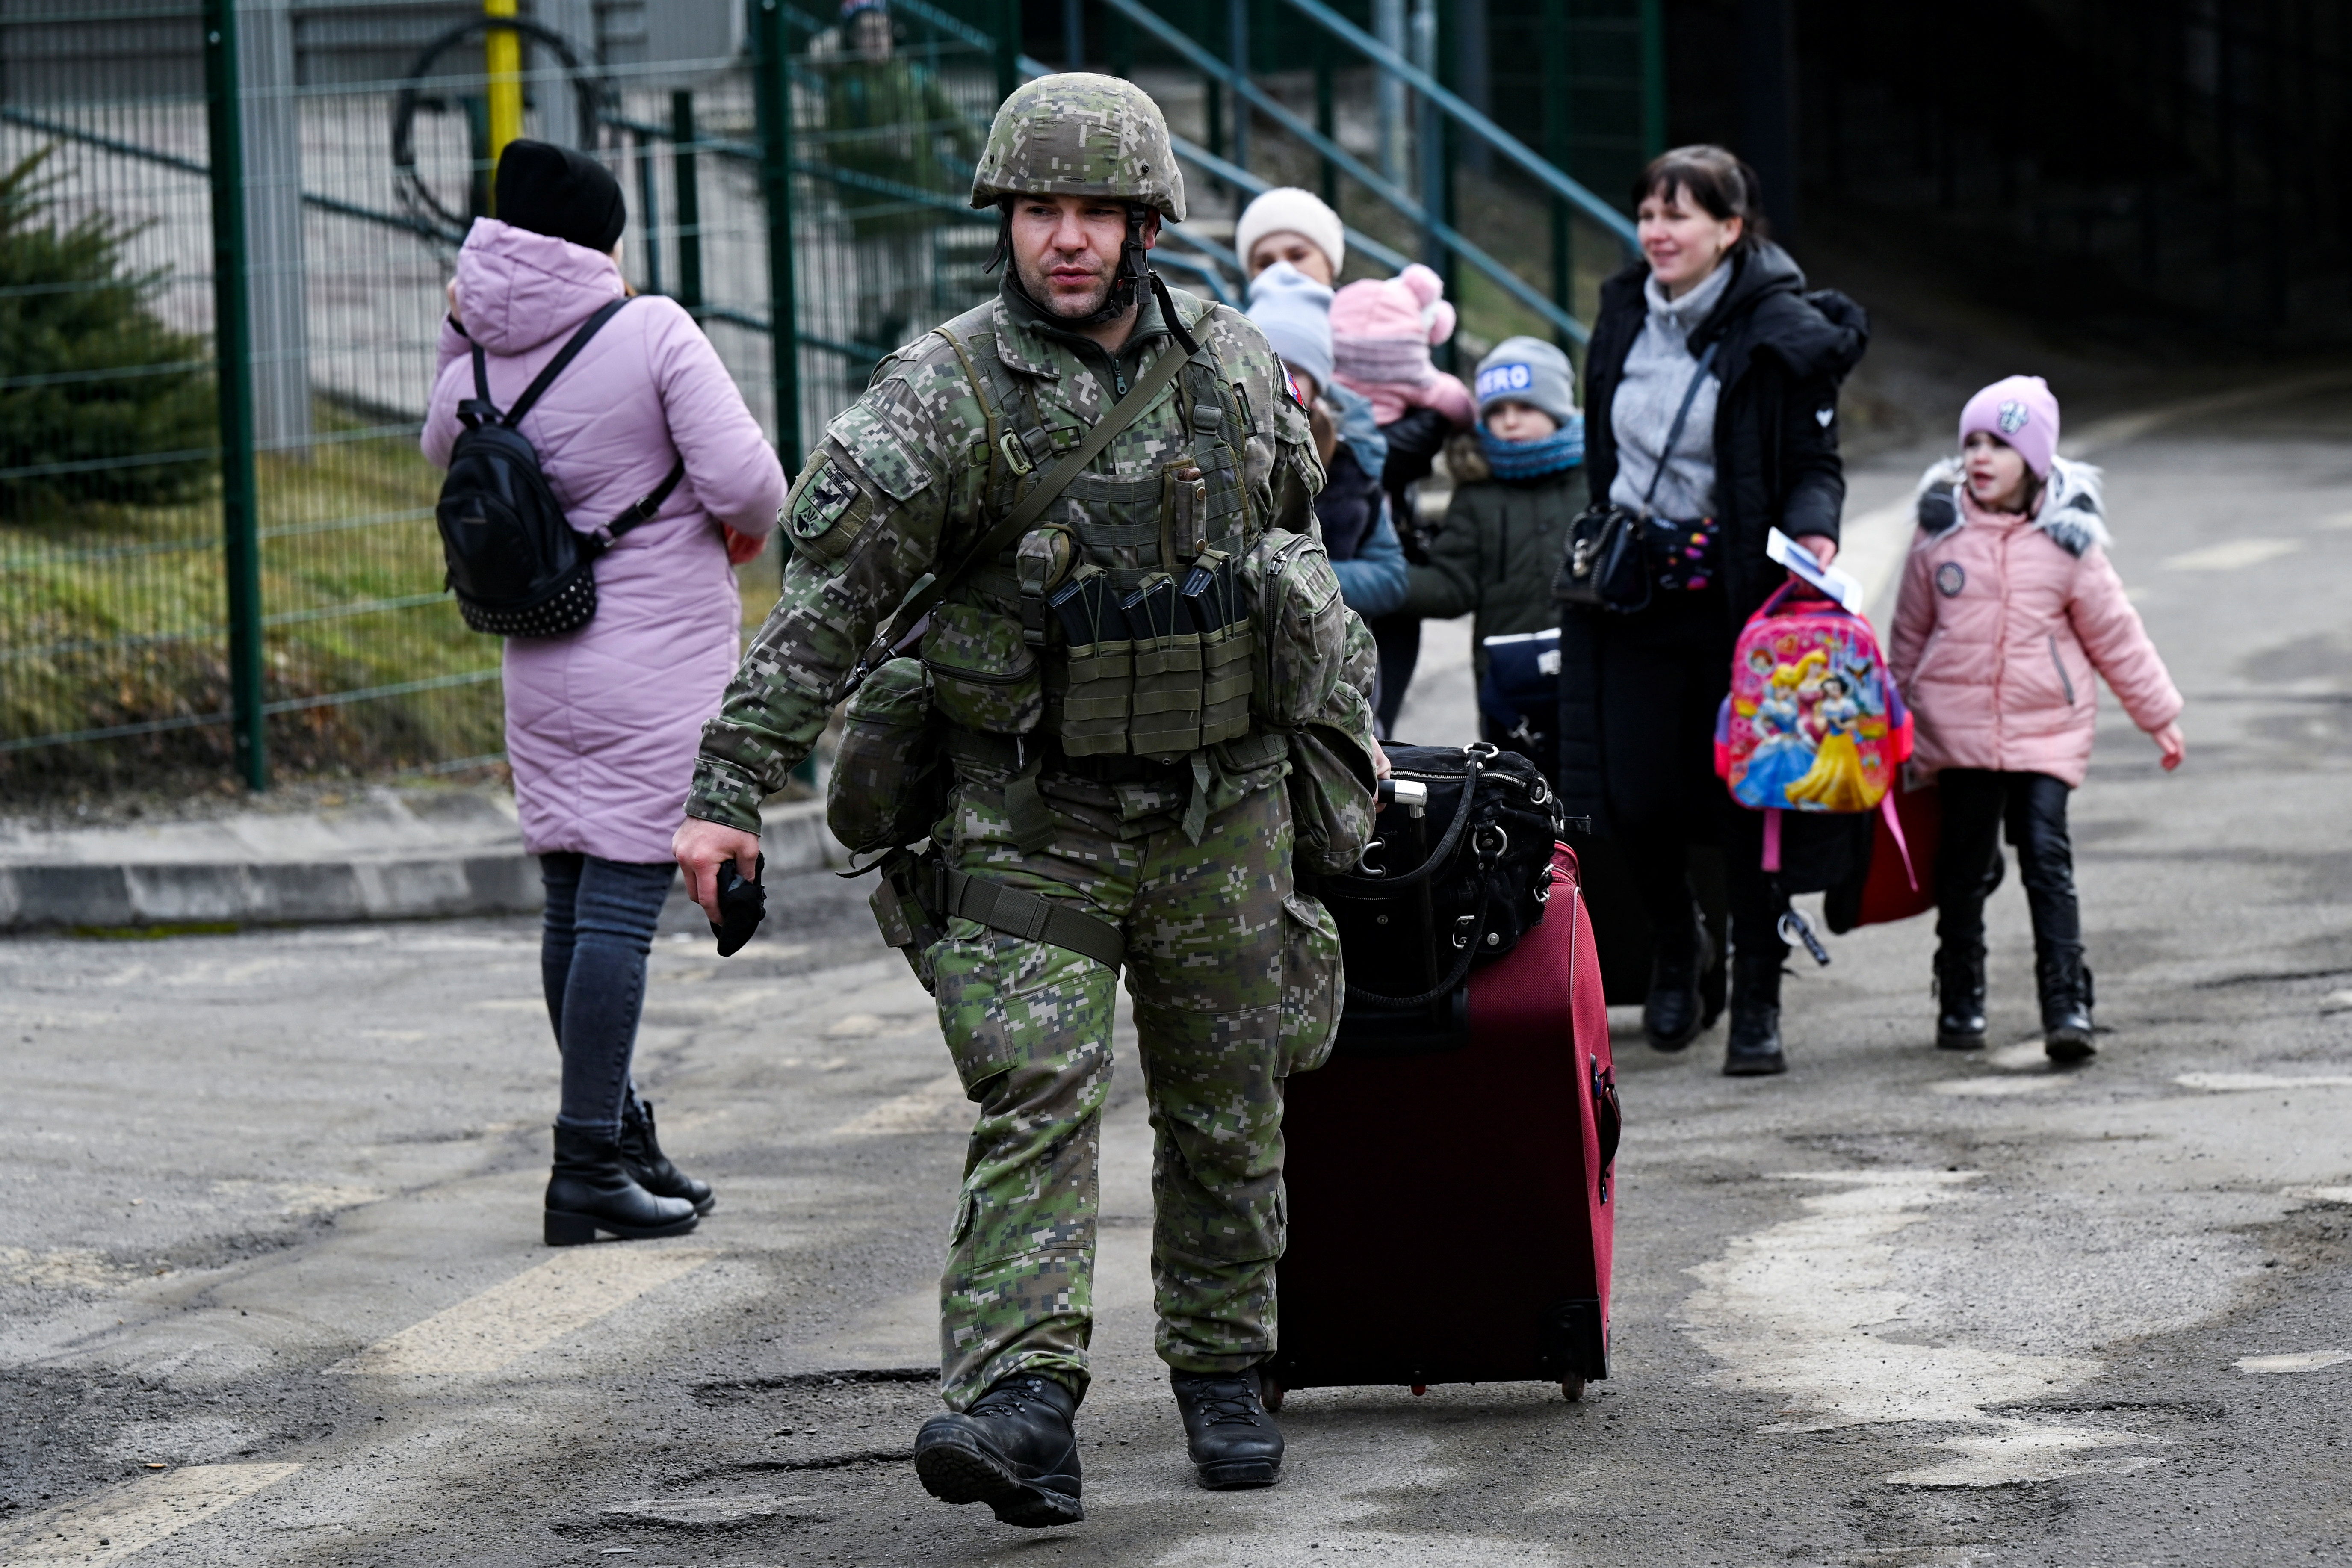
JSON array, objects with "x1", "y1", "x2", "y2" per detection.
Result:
[{"x1": 687, "y1": 279, "x2": 1328, "y2": 834}]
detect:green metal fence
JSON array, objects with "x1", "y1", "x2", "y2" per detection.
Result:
[
  {"x1": 0, "y1": 0, "x2": 1009, "y2": 798},
  {"x1": 0, "y1": 0, "x2": 1639, "y2": 801}
]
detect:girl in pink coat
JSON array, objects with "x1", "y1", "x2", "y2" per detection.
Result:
[
  {"x1": 422, "y1": 142, "x2": 784, "y2": 1244},
  {"x1": 1890, "y1": 375, "x2": 2184, "y2": 1063}
]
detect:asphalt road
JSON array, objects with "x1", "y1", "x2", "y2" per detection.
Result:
[{"x1": 5, "y1": 387, "x2": 2351, "y2": 1567}]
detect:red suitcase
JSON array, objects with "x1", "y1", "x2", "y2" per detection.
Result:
[{"x1": 1267, "y1": 842, "x2": 1619, "y2": 1405}]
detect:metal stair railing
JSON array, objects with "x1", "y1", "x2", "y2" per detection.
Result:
[
  {"x1": 1279, "y1": 0, "x2": 1639, "y2": 251},
  {"x1": 1060, "y1": 0, "x2": 1608, "y2": 344}
]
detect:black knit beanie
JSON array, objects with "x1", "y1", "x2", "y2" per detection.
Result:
[{"x1": 493, "y1": 139, "x2": 626, "y2": 254}]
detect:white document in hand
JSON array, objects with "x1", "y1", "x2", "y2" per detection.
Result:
[{"x1": 1766, "y1": 527, "x2": 1864, "y2": 610}]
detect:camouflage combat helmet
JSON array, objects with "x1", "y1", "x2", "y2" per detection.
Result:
[{"x1": 969, "y1": 73, "x2": 1187, "y2": 222}]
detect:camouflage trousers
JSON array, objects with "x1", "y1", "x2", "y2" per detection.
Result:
[{"x1": 926, "y1": 775, "x2": 1341, "y2": 1412}]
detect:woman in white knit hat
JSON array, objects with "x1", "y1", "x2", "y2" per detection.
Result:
[{"x1": 1236, "y1": 186, "x2": 1345, "y2": 287}]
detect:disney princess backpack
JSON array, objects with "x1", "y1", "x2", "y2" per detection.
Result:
[{"x1": 1714, "y1": 580, "x2": 1915, "y2": 874}]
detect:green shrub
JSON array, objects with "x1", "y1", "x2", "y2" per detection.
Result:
[{"x1": 0, "y1": 145, "x2": 216, "y2": 516}]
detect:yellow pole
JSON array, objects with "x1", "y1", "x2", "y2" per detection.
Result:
[{"x1": 484, "y1": 0, "x2": 523, "y2": 207}]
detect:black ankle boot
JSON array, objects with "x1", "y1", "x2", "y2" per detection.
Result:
[
  {"x1": 1723, "y1": 955, "x2": 1787, "y2": 1076},
  {"x1": 1933, "y1": 943, "x2": 1988, "y2": 1051},
  {"x1": 1170, "y1": 1366, "x2": 1283, "y2": 1488},
  {"x1": 1643, "y1": 907, "x2": 1713, "y2": 1052},
  {"x1": 914, "y1": 1373, "x2": 1084, "y2": 1527},
  {"x1": 2036, "y1": 940, "x2": 2095, "y2": 1063},
  {"x1": 544, "y1": 1124, "x2": 700, "y2": 1245},
  {"x1": 620, "y1": 1097, "x2": 715, "y2": 1215}
]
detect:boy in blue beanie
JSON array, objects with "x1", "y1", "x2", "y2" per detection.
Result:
[{"x1": 1402, "y1": 335, "x2": 1588, "y2": 766}]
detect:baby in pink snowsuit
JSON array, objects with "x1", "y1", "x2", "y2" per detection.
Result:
[
  {"x1": 1329, "y1": 263, "x2": 1477, "y2": 428},
  {"x1": 1889, "y1": 375, "x2": 2184, "y2": 1066}
]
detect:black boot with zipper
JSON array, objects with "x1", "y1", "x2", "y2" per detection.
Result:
[
  {"x1": 620, "y1": 1096, "x2": 715, "y2": 1215},
  {"x1": 1723, "y1": 954, "x2": 1787, "y2": 1076},
  {"x1": 1933, "y1": 942, "x2": 1988, "y2": 1050},
  {"x1": 2036, "y1": 940, "x2": 2096, "y2": 1063},
  {"x1": 544, "y1": 1124, "x2": 700, "y2": 1245}
]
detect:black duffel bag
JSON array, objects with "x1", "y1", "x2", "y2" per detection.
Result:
[{"x1": 1306, "y1": 741, "x2": 1569, "y2": 1050}]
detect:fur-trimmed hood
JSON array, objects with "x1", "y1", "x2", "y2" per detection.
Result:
[{"x1": 1914, "y1": 453, "x2": 2110, "y2": 557}]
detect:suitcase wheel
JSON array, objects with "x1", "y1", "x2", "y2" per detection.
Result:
[
  {"x1": 1260, "y1": 1376, "x2": 1284, "y2": 1413},
  {"x1": 1560, "y1": 1378, "x2": 1585, "y2": 1403}
]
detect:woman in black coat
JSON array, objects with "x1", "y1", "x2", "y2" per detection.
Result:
[{"x1": 1556, "y1": 146, "x2": 1868, "y2": 1075}]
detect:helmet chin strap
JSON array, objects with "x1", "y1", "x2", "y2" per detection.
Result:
[{"x1": 1001, "y1": 204, "x2": 1161, "y2": 332}]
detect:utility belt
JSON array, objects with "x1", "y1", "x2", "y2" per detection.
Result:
[{"x1": 867, "y1": 843, "x2": 1126, "y2": 994}]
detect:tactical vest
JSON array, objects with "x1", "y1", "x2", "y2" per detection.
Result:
[{"x1": 918, "y1": 299, "x2": 1271, "y2": 762}]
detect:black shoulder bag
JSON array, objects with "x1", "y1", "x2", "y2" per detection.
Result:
[{"x1": 1554, "y1": 338, "x2": 1720, "y2": 614}]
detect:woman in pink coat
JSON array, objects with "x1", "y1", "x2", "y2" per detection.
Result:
[
  {"x1": 1890, "y1": 375, "x2": 2184, "y2": 1063},
  {"x1": 423, "y1": 141, "x2": 784, "y2": 1244}
]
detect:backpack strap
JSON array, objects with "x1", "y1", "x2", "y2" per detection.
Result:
[
  {"x1": 501, "y1": 296, "x2": 634, "y2": 430},
  {"x1": 598, "y1": 457, "x2": 688, "y2": 546}
]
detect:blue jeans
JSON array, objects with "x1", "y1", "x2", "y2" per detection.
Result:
[{"x1": 539, "y1": 853, "x2": 677, "y2": 1138}]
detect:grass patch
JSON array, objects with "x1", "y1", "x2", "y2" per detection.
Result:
[{"x1": 3, "y1": 407, "x2": 503, "y2": 799}]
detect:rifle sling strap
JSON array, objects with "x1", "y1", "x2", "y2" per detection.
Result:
[{"x1": 862, "y1": 301, "x2": 1200, "y2": 669}]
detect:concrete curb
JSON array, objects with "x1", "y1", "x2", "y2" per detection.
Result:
[{"x1": 0, "y1": 789, "x2": 845, "y2": 931}]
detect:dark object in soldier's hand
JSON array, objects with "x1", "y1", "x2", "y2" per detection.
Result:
[{"x1": 711, "y1": 853, "x2": 766, "y2": 956}]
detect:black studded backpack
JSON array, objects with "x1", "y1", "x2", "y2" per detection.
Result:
[{"x1": 434, "y1": 296, "x2": 685, "y2": 638}]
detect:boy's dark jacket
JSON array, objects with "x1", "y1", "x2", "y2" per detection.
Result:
[
  {"x1": 1560, "y1": 241, "x2": 1869, "y2": 832},
  {"x1": 1404, "y1": 436, "x2": 1587, "y2": 685}
]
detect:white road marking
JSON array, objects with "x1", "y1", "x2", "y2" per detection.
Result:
[
  {"x1": 2161, "y1": 538, "x2": 2300, "y2": 572},
  {"x1": 1683, "y1": 1170, "x2": 2160, "y2": 1487},
  {"x1": 2176, "y1": 1071, "x2": 2352, "y2": 1092},
  {"x1": 832, "y1": 1071, "x2": 969, "y2": 1135},
  {"x1": 0, "y1": 1462, "x2": 301, "y2": 1565},
  {"x1": 1933, "y1": 1076, "x2": 2062, "y2": 1097},
  {"x1": 2237, "y1": 1350, "x2": 2350, "y2": 1373},
  {"x1": 1987, "y1": 1041, "x2": 2049, "y2": 1070},
  {"x1": 335, "y1": 1247, "x2": 712, "y2": 1375},
  {"x1": 605, "y1": 1493, "x2": 822, "y2": 1524},
  {"x1": 2285, "y1": 1186, "x2": 2352, "y2": 1205}
]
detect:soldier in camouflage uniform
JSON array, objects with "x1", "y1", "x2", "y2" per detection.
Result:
[{"x1": 673, "y1": 74, "x2": 1380, "y2": 1527}]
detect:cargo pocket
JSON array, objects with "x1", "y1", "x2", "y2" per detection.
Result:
[
  {"x1": 924, "y1": 602, "x2": 1042, "y2": 736},
  {"x1": 1277, "y1": 890, "x2": 1343, "y2": 1078},
  {"x1": 827, "y1": 657, "x2": 946, "y2": 856},
  {"x1": 1245, "y1": 530, "x2": 1350, "y2": 729}
]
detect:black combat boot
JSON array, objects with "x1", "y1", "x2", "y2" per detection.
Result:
[
  {"x1": 913, "y1": 1373, "x2": 1084, "y2": 1527},
  {"x1": 1933, "y1": 942, "x2": 1988, "y2": 1051},
  {"x1": 544, "y1": 1124, "x2": 700, "y2": 1245},
  {"x1": 620, "y1": 1096, "x2": 715, "y2": 1215},
  {"x1": 1642, "y1": 903, "x2": 1712, "y2": 1052},
  {"x1": 1170, "y1": 1366, "x2": 1284, "y2": 1489},
  {"x1": 1723, "y1": 955, "x2": 1787, "y2": 1077},
  {"x1": 2036, "y1": 940, "x2": 2096, "y2": 1063}
]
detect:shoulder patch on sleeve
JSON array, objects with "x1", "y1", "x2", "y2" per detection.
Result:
[{"x1": 781, "y1": 450, "x2": 872, "y2": 564}]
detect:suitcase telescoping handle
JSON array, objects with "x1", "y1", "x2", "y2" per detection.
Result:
[{"x1": 1380, "y1": 778, "x2": 1429, "y2": 816}]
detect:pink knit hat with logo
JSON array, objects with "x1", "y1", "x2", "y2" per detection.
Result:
[
  {"x1": 1330, "y1": 263, "x2": 1457, "y2": 385},
  {"x1": 1959, "y1": 375, "x2": 2060, "y2": 477}
]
